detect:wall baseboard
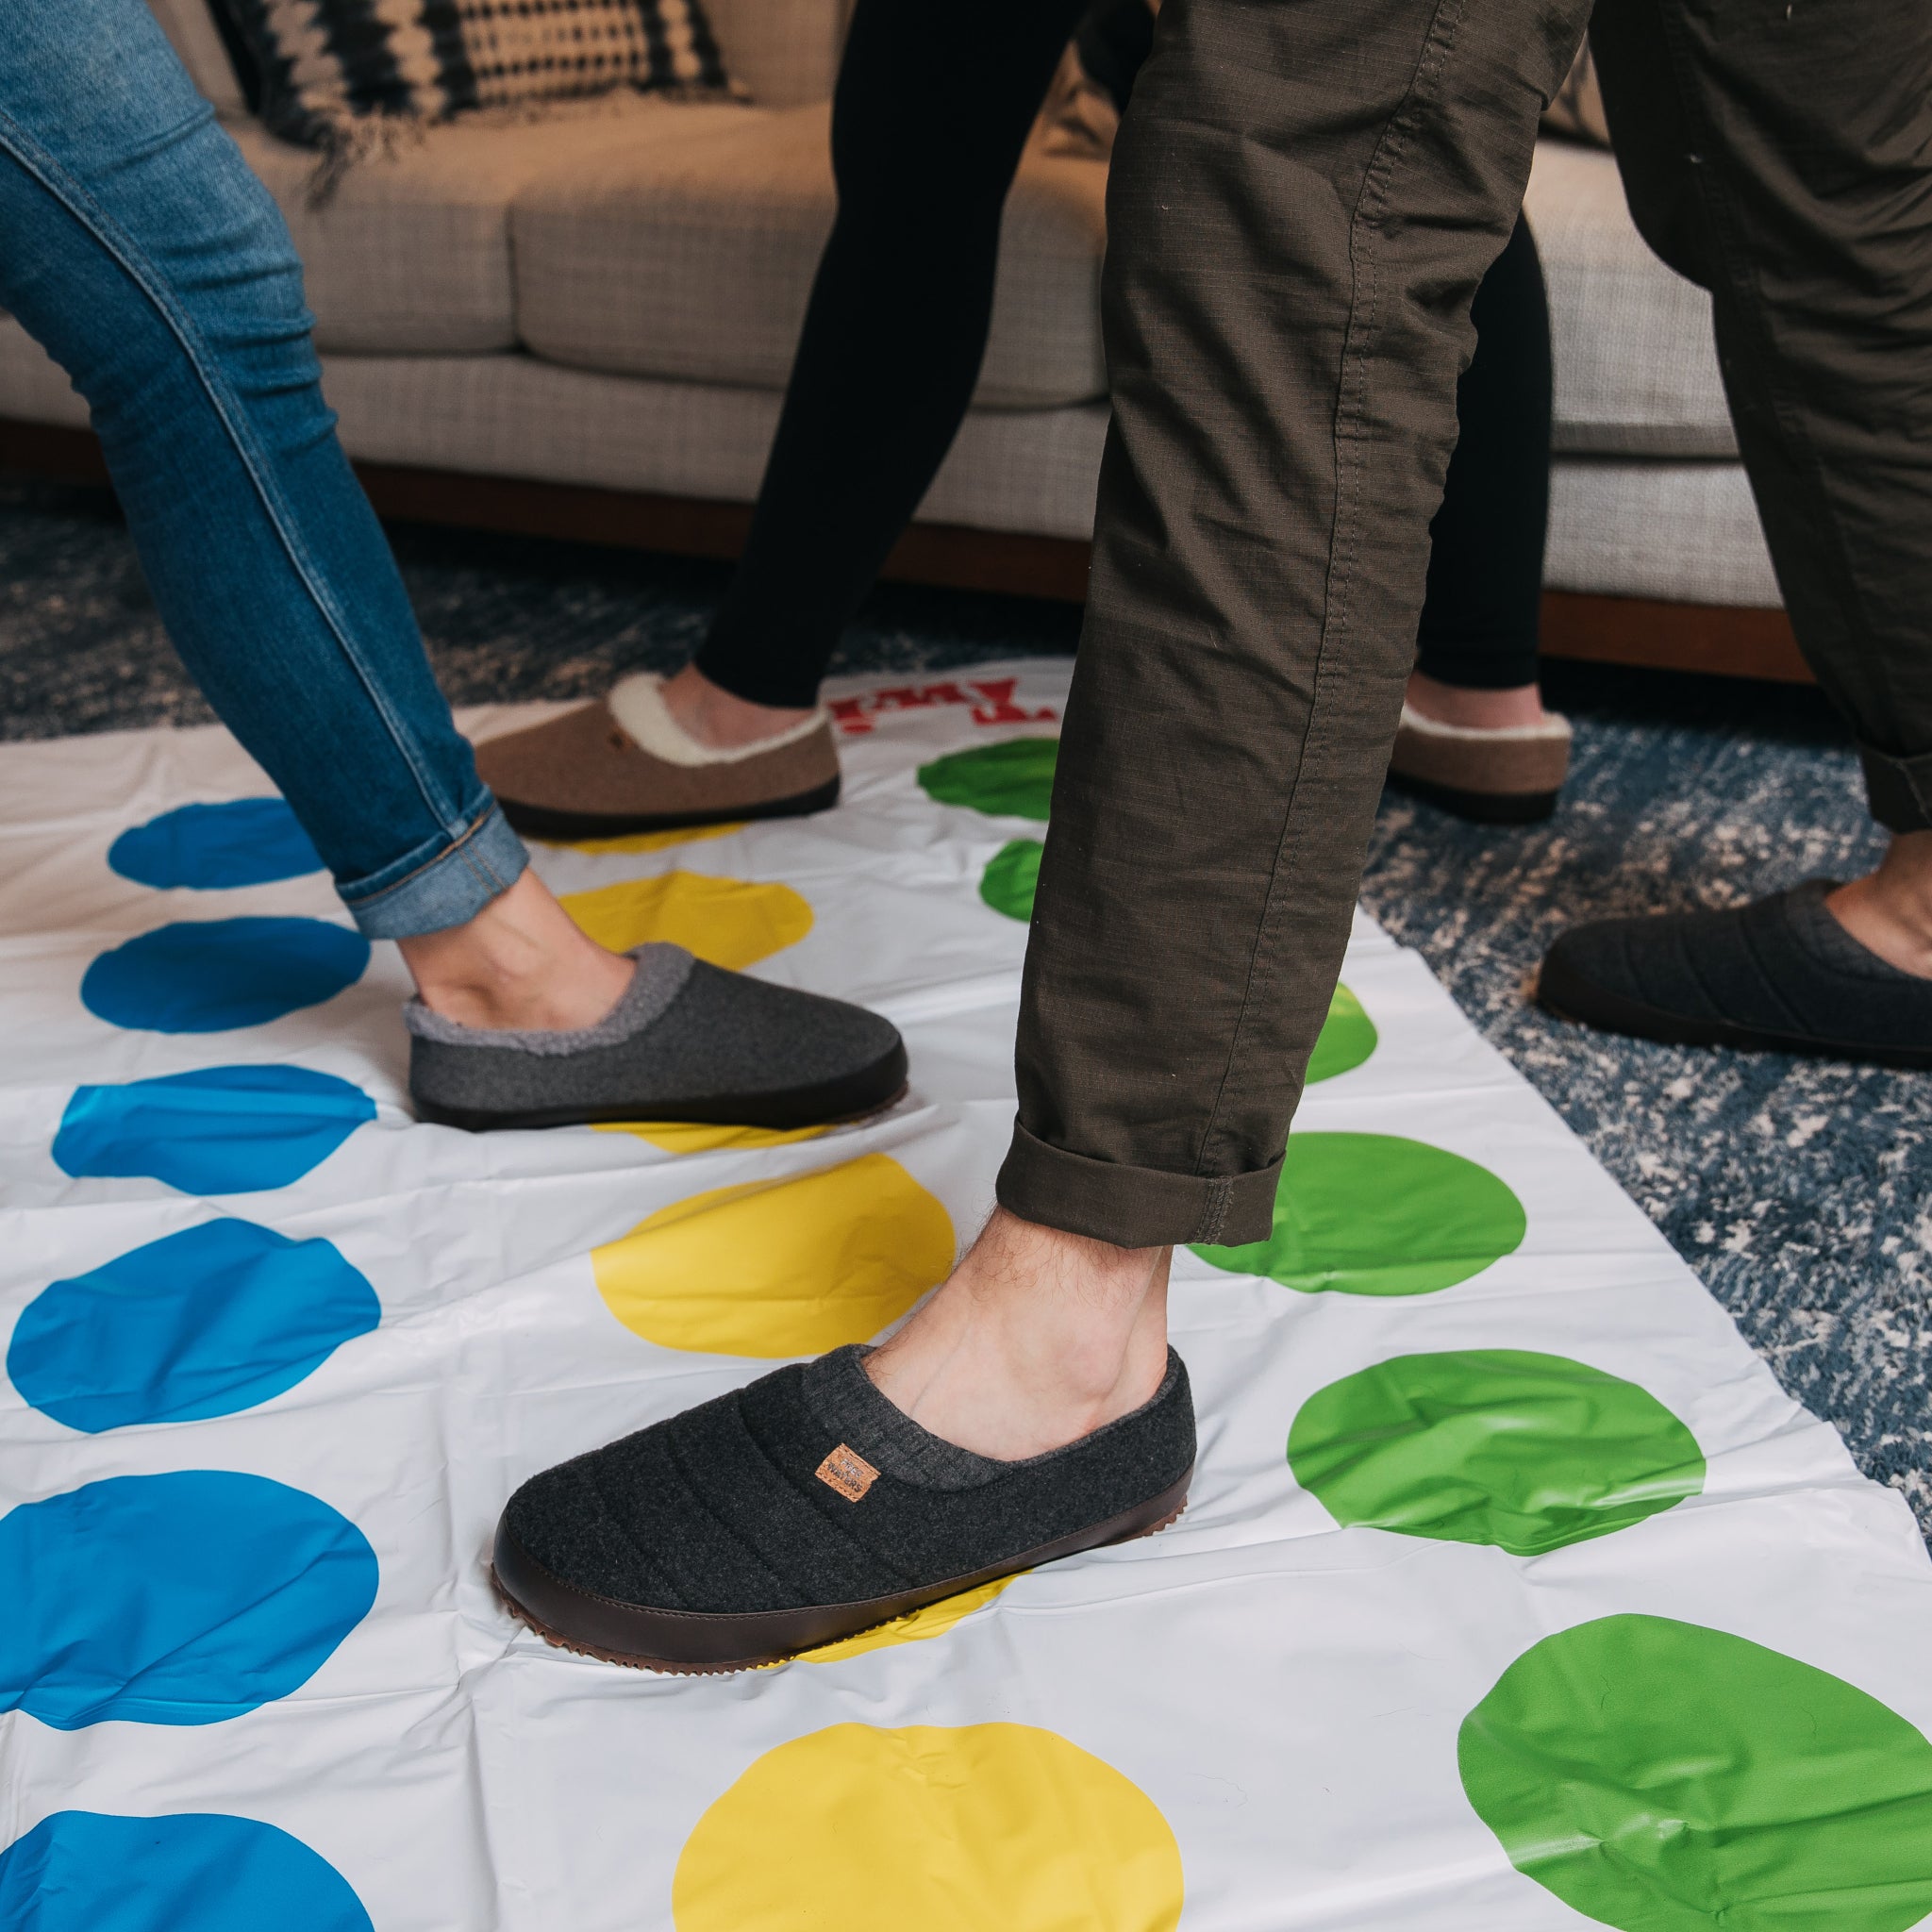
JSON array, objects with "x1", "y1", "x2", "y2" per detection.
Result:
[{"x1": 0, "y1": 417, "x2": 1808, "y2": 683}]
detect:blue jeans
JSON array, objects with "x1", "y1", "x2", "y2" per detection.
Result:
[{"x1": 0, "y1": 0, "x2": 528, "y2": 939}]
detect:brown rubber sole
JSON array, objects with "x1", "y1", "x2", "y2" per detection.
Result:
[
  {"x1": 491, "y1": 1466, "x2": 1193, "y2": 1674},
  {"x1": 412, "y1": 1058, "x2": 909, "y2": 1135},
  {"x1": 499, "y1": 774, "x2": 841, "y2": 843}
]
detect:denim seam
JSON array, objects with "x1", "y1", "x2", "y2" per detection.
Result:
[
  {"x1": 1188, "y1": 0, "x2": 1468, "y2": 1180},
  {"x1": 341, "y1": 799, "x2": 512, "y2": 912},
  {"x1": 0, "y1": 107, "x2": 469, "y2": 841}
]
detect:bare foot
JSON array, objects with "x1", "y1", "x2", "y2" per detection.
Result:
[
  {"x1": 865, "y1": 1208, "x2": 1171, "y2": 1460},
  {"x1": 659, "y1": 663, "x2": 816, "y2": 752},
  {"x1": 1406, "y1": 671, "x2": 1550, "y2": 731},
  {"x1": 1825, "y1": 829, "x2": 1932, "y2": 979},
  {"x1": 395, "y1": 868, "x2": 636, "y2": 1031}
]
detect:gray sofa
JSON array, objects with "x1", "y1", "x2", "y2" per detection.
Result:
[{"x1": 0, "y1": 0, "x2": 1791, "y2": 666}]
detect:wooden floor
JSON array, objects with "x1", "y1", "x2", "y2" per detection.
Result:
[{"x1": 0, "y1": 416, "x2": 1811, "y2": 686}]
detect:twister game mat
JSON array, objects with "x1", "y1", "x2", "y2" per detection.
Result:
[{"x1": 3, "y1": 659, "x2": 1931, "y2": 1931}]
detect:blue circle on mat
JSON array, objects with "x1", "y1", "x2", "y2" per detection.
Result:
[
  {"x1": 81, "y1": 919, "x2": 370, "y2": 1032},
  {"x1": 0, "y1": 1471, "x2": 377, "y2": 1729},
  {"x1": 54, "y1": 1065, "x2": 376, "y2": 1193},
  {"x1": 0, "y1": 1810, "x2": 373, "y2": 1932},
  {"x1": 9, "y1": 1219, "x2": 379, "y2": 1434},
  {"x1": 108, "y1": 799, "x2": 324, "y2": 891}
]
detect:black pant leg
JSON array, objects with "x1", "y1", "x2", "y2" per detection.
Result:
[
  {"x1": 695, "y1": 0, "x2": 1089, "y2": 709},
  {"x1": 1594, "y1": 0, "x2": 1932, "y2": 831},
  {"x1": 1414, "y1": 215, "x2": 1553, "y2": 691}
]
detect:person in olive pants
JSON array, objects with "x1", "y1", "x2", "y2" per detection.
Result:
[
  {"x1": 996, "y1": 0, "x2": 1932, "y2": 1261},
  {"x1": 496, "y1": 0, "x2": 1932, "y2": 1666}
]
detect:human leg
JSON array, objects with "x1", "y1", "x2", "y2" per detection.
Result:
[
  {"x1": 1391, "y1": 214, "x2": 1574, "y2": 820},
  {"x1": 1, "y1": 0, "x2": 907, "y2": 1122},
  {"x1": 1538, "y1": 0, "x2": 1932, "y2": 1057},
  {"x1": 495, "y1": 0, "x2": 1593, "y2": 1668},
  {"x1": 476, "y1": 0, "x2": 1089, "y2": 834}
]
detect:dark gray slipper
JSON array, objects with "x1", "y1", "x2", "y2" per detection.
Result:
[
  {"x1": 492, "y1": 1344, "x2": 1194, "y2": 1672},
  {"x1": 1539, "y1": 880, "x2": 1932, "y2": 1069},
  {"x1": 407, "y1": 943, "x2": 908, "y2": 1130}
]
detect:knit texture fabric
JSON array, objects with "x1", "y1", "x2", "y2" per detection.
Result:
[
  {"x1": 404, "y1": 943, "x2": 691, "y2": 1055},
  {"x1": 218, "y1": 0, "x2": 737, "y2": 191},
  {"x1": 503, "y1": 1347, "x2": 1194, "y2": 1613},
  {"x1": 1542, "y1": 881, "x2": 1932, "y2": 1058},
  {"x1": 407, "y1": 949, "x2": 904, "y2": 1124}
]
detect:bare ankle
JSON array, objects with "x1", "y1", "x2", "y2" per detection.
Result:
[
  {"x1": 397, "y1": 869, "x2": 636, "y2": 1031},
  {"x1": 1825, "y1": 829, "x2": 1932, "y2": 979},
  {"x1": 660, "y1": 663, "x2": 816, "y2": 752},
  {"x1": 1406, "y1": 671, "x2": 1550, "y2": 732},
  {"x1": 866, "y1": 1208, "x2": 1172, "y2": 1459}
]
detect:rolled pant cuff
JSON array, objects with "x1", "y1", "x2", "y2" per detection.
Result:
[
  {"x1": 994, "y1": 1120, "x2": 1282, "y2": 1249},
  {"x1": 339, "y1": 802, "x2": 529, "y2": 940},
  {"x1": 1859, "y1": 742, "x2": 1932, "y2": 834}
]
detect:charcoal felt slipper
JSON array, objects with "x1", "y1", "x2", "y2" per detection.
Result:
[
  {"x1": 1538, "y1": 879, "x2": 1932, "y2": 1069},
  {"x1": 408, "y1": 942, "x2": 907, "y2": 1130},
  {"x1": 474, "y1": 675, "x2": 841, "y2": 841},
  {"x1": 492, "y1": 1343, "x2": 1195, "y2": 1672},
  {"x1": 1386, "y1": 702, "x2": 1572, "y2": 824}
]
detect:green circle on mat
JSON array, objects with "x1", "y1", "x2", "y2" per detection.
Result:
[
  {"x1": 1288, "y1": 1349, "x2": 1705, "y2": 1555},
  {"x1": 1193, "y1": 1132, "x2": 1524, "y2": 1294},
  {"x1": 1306, "y1": 983, "x2": 1377, "y2": 1083},
  {"x1": 918, "y1": 738, "x2": 1058, "y2": 820},
  {"x1": 1459, "y1": 1614, "x2": 1932, "y2": 1932},
  {"x1": 981, "y1": 839, "x2": 1043, "y2": 922}
]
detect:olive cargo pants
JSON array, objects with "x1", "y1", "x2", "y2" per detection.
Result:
[{"x1": 997, "y1": 0, "x2": 1932, "y2": 1247}]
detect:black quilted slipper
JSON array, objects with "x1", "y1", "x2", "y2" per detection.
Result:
[
  {"x1": 493, "y1": 1345, "x2": 1195, "y2": 1672},
  {"x1": 408, "y1": 943, "x2": 907, "y2": 1131},
  {"x1": 1538, "y1": 880, "x2": 1932, "y2": 1069}
]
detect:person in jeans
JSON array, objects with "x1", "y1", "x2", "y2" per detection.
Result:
[
  {"x1": 476, "y1": 0, "x2": 1572, "y2": 837},
  {"x1": 0, "y1": 0, "x2": 906, "y2": 1135},
  {"x1": 497, "y1": 0, "x2": 1932, "y2": 1670}
]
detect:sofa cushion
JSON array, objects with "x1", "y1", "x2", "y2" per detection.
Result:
[
  {"x1": 510, "y1": 102, "x2": 1108, "y2": 408},
  {"x1": 1524, "y1": 141, "x2": 1736, "y2": 458},
  {"x1": 229, "y1": 99, "x2": 759, "y2": 356}
]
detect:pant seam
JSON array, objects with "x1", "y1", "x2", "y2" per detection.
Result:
[
  {"x1": 1188, "y1": 0, "x2": 1469, "y2": 1176},
  {"x1": 0, "y1": 108, "x2": 470, "y2": 841}
]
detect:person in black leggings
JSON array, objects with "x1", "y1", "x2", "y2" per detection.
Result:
[{"x1": 476, "y1": 0, "x2": 1570, "y2": 832}]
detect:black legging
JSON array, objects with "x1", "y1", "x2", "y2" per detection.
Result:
[{"x1": 695, "y1": 0, "x2": 1552, "y2": 709}]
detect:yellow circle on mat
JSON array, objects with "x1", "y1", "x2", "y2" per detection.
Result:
[
  {"x1": 559, "y1": 872, "x2": 812, "y2": 967},
  {"x1": 592, "y1": 1120, "x2": 830, "y2": 1154},
  {"x1": 794, "y1": 1575, "x2": 1017, "y2": 1665},
  {"x1": 591, "y1": 1153, "x2": 955, "y2": 1357},
  {"x1": 674, "y1": 1723, "x2": 1184, "y2": 1932}
]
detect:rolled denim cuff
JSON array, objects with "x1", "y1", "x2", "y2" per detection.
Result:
[
  {"x1": 994, "y1": 1119, "x2": 1282, "y2": 1249},
  {"x1": 1859, "y1": 741, "x2": 1932, "y2": 835},
  {"x1": 337, "y1": 799, "x2": 529, "y2": 940}
]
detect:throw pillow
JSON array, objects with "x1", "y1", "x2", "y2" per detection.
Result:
[{"x1": 217, "y1": 0, "x2": 739, "y2": 174}]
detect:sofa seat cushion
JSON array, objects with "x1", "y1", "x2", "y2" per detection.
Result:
[
  {"x1": 510, "y1": 102, "x2": 1108, "y2": 408},
  {"x1": 1524, "y1": 141, "x2": 1736, "y2": 458},
  {"x1": 229, "y1": 99, "x2": 760, "y2": 357}
]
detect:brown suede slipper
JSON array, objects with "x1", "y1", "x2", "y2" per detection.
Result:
[
  {"x1": 1386, "y1": 703, "x2": 1572, "y2": 824},
  {"x1": 475, "y1": 678, "x2": 841, "y2": 841}
]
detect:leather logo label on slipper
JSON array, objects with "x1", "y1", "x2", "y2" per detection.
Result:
[{"x1": 815, "y1": 1443, "x2": 879, "y2": 1502}]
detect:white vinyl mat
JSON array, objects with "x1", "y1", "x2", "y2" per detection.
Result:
[{"x1": 3, "y1": 658, "x2": 1930, "y2": 1932}]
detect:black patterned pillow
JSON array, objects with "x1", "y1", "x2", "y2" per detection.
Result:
[{"x1": 218, "y1": 0, "x2": 739, "y2": 165}]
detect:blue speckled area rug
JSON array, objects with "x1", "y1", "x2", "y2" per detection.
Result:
[{"x1": 2, "y1": 476, "x2": 1924, "y2": 1534}]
